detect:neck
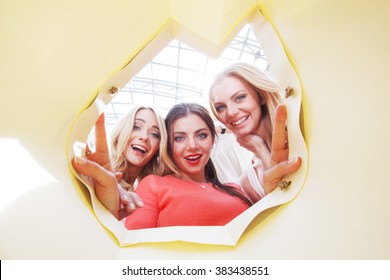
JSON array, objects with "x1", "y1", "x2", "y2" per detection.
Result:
[
  {"x1": 123, "y1": 174, "x2": 137, "y2": 185},
  {"x1": 123, "y1": 165, "x2": 142, "y2": 185},
  {"x1": 175, "y1": 172, "x2": 207, "y2": 184}
]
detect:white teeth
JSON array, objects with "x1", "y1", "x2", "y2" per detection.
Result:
[
  {"x1": 132, "y1": 145, "x2": 146, "y2": 152},
  {"x1": 186, "y1": 155, "x2": 200, "y2": 160},
  {"x1": 231, "y1": 116, "x2": 248, "y2": 126}
]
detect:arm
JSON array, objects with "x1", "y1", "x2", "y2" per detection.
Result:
[
  {"x1": 239, "y1": 105, "x2": 301, "y2": 203},
  {"x1": 72, "y1": 113, "x2": 143, "y2": 220}
]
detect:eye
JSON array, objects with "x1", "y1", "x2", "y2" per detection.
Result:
[
  {"x1": 133, "y1": 124, "x2": 141, "y2": 131},
  {"x1": 235, "y1": 94, "x2": 246, "y2": 102},
  {"x1": 197, "y1": 133, "x2": 208, "y2": 140},
  {"x1": 150, "y1": 131, "x2": 160, "y2": 139},
  {"x1": 215, "y1": 105, "x2": 225, "y2": 113},
  {"x1": 174, "y1": 135, "x2": 185, "y2": 142}
]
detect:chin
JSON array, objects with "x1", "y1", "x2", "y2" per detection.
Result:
[{"x1": 233, "y1": 127, "x2": 252, "y2": 137}]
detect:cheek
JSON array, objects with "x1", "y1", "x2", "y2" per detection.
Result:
[
  {"x1": 253, "y1": 104, "x2": 263, "y2": 119},
  {"x1": 172, "y1": 143, "x2": 181, "y2": 155},
  {"x1": 123, "y1": 143, "x2": 131, "y2": 156},
  {"x1": 249, "y1": 96, "x2": 261, "y2": 111},
  {"x1": 123, "y1": 148, "x2": 132, "y2": 162},
  {"x1": 217, "y1": 112, "x2": 228, "y2": 124},
  {"x1": 150, "y1": 139, "x2": 160, "y2": 153},
  {"x1": 172, "y1": 143, "x2": 185, "y2": 160},
  {"x1": 202, "y1": 140, "x2": 214, "y2": 153}
]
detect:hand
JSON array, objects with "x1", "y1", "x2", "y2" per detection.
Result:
[
  {"x1": 262, "y1": 104, "x2": 301, "y2": 194},
  {"x1": 72, "y1": 113, "x2": 143, "y2": 220},
  {"x1": 73, "y1": 155, "x2": 121, "y2": 219},
  {"x1": 236, "y1": 133, "x2": 271, "y2": 169},
  {"x1": 263, "y1": 156, "x2": 301, "y2": 194},
  {"x1": 118, "y1": 188, "x2": 144, "y2": 220}
]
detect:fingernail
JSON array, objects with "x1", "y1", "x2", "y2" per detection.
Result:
[
  {"x1": 137, "y1": 201, "x2": 144, "y2": 207},
  {"x1": 288, "y1": 156, "x2": 299, "y2": 164},
  {"x1": 130, "y1": 203, "x2": 136, "y2": 210},
  {"x1": 74, "y1": 156, "x2": 86, "y2": 165}
]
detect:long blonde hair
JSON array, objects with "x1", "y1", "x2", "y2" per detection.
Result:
[
  {"x1": 109, "y1": 105, "x2": 169, "y2": 190},
  {"x1": 208, "y1": 62, "x2": 282, "y2": 148}
]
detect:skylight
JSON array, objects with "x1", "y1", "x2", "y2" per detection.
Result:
[{"x1": 101, "y1": 24, "x2": 269, "y2": 137}]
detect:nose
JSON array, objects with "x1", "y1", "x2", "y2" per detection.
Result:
[
  {"x1": 187, "y1": 137, "x2": 198, "y2": 150},
  {"x1": 226, "y1": 103, "x2": 238, "y2": 117},
  {"x1": 138, "y1": 130, "x2": 149, "y2": 142}
]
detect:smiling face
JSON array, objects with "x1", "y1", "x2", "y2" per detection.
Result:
[
  {"x1": 170, "y1": 113, "x2": 213, "y2": 183},
  {"x1": 210, "y1": 76, "x2": 263, "y2": 137},
  {"x1": 123, "y1": 109, "x2": 161, "y2": 170}
]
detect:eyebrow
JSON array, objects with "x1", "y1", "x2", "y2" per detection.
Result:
[
  {"x1": 213, "y1": 90, "x2": 247, "y2": 106},
  {"x1": 135, "y1": 118, "x2": 160, "y2": 131},
  {"x1": 173, "y1": 128, "x2": 208, "y2": 135},
  {"x1": 231, "y1": 90, "x2": 247, "y2": 98}
]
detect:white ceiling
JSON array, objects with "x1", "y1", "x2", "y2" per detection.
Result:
[{"x1": 100, "y1": 24, "x2": 269, "y2": 137}]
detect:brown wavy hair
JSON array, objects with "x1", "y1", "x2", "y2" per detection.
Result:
[{"x1": 163, "y1": 102, "x2": 252, "y2": 206}]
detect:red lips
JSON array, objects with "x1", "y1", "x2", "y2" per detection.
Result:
[{"x1": 184, "y1": 154, "x2": 202, "y2": 166}]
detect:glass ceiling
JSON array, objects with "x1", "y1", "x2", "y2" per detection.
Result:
[{"x1": 101, "y1": 24, "x2": 269, "y2": 137}]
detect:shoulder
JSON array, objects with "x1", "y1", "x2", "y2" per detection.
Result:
[
  {"x1": 224, "y1": 182, "x2": 247, "y2": 195},
  {"x1": 138, "y1": 174, "x2": 160, "y2": 186},
  {"x1": 224, "y1": 182, "x2": 240, "y2": 189}
]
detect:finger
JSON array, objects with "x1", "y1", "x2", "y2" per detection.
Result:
[
  {"x1": 72, "y1": 156, "x2": 113, "y2": 182},
  {"x1": 271, "y1": 104, "x2": 288, "y2": 152},
  {"x1": 127, "y1": 192, "x2": 144, "y2": 208},
  {"x1": 268, "y1": 156, "x2": 301, "y2": 182},
  {"x1": 94, "y1": 113, "x2": 109, "y2": 154},
  {"x1": 120, "y1": 193, "x2": 136, "y2": 211},
  {"x1": 85, "y1": 144, "x2": 92, "y2": 156},
  {"x1": 278, "y1": 156, "x2": 301, "y2": 177}
]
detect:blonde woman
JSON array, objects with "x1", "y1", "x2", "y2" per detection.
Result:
[
  {"x1": 72, "y1": 105, "x2": 169, "y2": 220},
  {"x1": 209, "y1": 62, "x2": 301, "y2": 202},
  {"x1": 109, "y1": 105, "x2": 168, "y2": 191}
]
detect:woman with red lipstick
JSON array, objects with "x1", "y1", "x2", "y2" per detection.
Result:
[
  {"x1": 209, "y1": 62, "x2": 301, "y2": 203},
  {"x1": 72, "y1": 105, "x2": 169, "y2": 220},
  {"x1": 123, "y1": 102, "x2": 252, "y2": 229}
]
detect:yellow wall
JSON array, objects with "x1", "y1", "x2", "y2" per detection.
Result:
[{"x1": 1, "y1": 0, "x2": 389, "y2": 258}]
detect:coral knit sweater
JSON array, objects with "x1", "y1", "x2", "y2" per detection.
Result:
[{"x1": 125, "y1": 174, "x2": 249, "y2": 230}]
